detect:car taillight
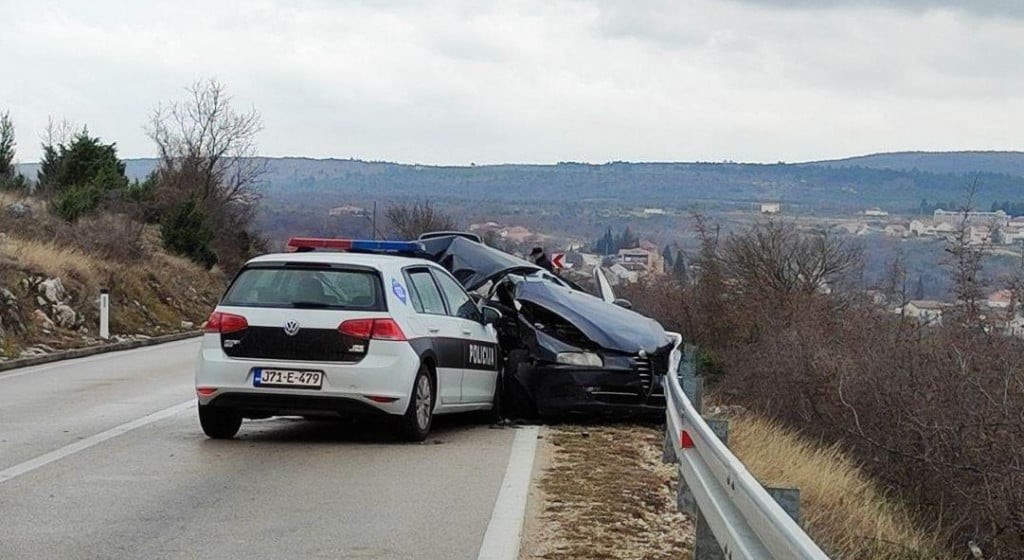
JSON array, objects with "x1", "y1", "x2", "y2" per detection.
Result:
[
  {"x1": 339, "y1": 318, "x2": 407, "y2": 341},
  {"x1": 204, "y1": 311, "x2": 249, "y2": 334},
  {"x1": 339, "y1": 318, "x2": 374, "y2": 339},
  {"x1": 370, "y1": 319, "x2": 406, "y2": 341}
]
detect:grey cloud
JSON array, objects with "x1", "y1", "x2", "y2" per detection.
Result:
[{"x1": 730, "y1": 0, "x2": 1024, "y2": 18}]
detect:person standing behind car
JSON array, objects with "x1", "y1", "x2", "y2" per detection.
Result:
[{"x1": 529, "y1": 247, "x2": 554, "y2": 272}]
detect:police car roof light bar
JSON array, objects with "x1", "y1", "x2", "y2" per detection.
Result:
[{"x1": 286, "y1": 237, "x2": 425, "y2": 254}]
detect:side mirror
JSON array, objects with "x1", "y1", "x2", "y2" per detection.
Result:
[
  {"x1": 481, "y1": 305, "x2": 503, "y2": 325},
  {"x1": 613, "y1": 298, "x2": 633, "y2": 310}
]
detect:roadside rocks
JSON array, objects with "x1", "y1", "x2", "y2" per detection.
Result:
[
  {"x1": 30, "y1": 276, "x2": 80, "y2": 331},
  {"x1": 0, "y1": 287, "x2": 23, "y2": 335},
  {"x1": 705, "y1": 404, "x2": 749, "y2": 419},
  {"x1": 5, "y1": 202, "x2": 31, "y2": 218},
  {"x1": 31, "y1": 309, "x2": 55, "y2": 331},
  {"x1": 39, "y1": 278, "x2": 67, "y2": 305},
  {"x1": 53, "y1": 304, "x2": 77, "y2": 328}
]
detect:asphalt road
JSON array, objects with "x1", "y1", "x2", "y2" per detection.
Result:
[{"x1": 0, "y1": 339, "x2": 520, "y2": 560}]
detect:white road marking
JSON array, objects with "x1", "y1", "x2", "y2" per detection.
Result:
[
  {"x1": 0, "y1": 338, "x2": 199, "y2": 382},
  {"x1": 0, "y1": 399, "x2": 195, "y2": 484},
  {"x1": 477, "y1": 426, "x2": 539, "y2": 560}
]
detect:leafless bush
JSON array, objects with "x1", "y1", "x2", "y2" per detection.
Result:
[
  {"x1": 942, "y1": 181, "x2": 989, "y2": 327},
  {"x1": 59, "y1": 213, "x2": 148, "y2": 262},
  {"x1": 721, "y1": 220, "x2": 862, "y2": 299},
  {"x1": 384, "y1": 200, "x2": 457, "y2": 239}
]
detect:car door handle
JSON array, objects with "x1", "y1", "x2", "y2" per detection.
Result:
[
  {"x1": 461, "y1": 329, "x2": 472, "y2": 335},
  {"x1": 428, "y1": 327, "x2": 441, "y2": 334}
]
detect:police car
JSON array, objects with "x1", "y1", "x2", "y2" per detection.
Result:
[{"x1": 194, "y1": 238, "x2": 502, "y2": 442}]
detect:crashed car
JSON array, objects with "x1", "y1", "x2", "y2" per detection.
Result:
[{"x1": 417, "y1": 235, "x2": 680, "y2": 418}]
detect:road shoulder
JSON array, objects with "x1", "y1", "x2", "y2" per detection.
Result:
[{"x1": 518, "y1": 423, "x2": 693, "y2": 560}]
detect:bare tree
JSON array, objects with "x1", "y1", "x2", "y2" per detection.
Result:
[
  {"x1": 882, "y1": 247, "x2": 910, "y2": 307},
  {"x1": 147, "y1": 78, "x2": 265, "y2": 208},
  {"x1": 942, "y1": 181, "x2": 988, "y2": 326},
  {"x1": 721, "y1": 220, "x2": 862, "y2": 298},
  {"x1": 384, "y1": 200, "x2": 456, "y2": 239},
  {"x1": 147, "y1": 79, "x2": 266, "y2": 269}
]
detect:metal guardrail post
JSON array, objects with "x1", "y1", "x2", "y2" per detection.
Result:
[
  {"x1": 679, "y1": 345, "x2": 703, "y2": 414},
  {"x1": 766, "y1": 487, "x2": 801, "y2": 524},
  {"x1": 706, "y1": 418, "x2": 729, "y2": 443},
  {"x1": 662, "y1": 429, "x2": 677, "y2": 464}
]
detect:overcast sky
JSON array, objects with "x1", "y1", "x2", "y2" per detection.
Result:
[{"x1": 2, "y1": 0, "x2": 1022, "y2": 165}]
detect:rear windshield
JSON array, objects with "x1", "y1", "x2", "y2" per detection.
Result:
[{"x1": 222, "y1": 266, "x2": 385, "y2": 311}]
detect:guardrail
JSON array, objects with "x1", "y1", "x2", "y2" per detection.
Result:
[{"x1": 663, "y1": 335, "x2": 831, "y2": 560}]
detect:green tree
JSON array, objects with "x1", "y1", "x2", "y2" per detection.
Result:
[
  {"x1": 161, "y1": 198, "x2": 217, "y2": 268},
  {"x1": 40, "y1": 129, "x2": 128, "y2": 220},
  {"x1": 616, "y1": 226, "x2": 638, "y2": 251},
  {"x1": 672, "y1": 253, "x2": 688, "y2": 284},
  {"x1": 595, "y1": 227, "x2": 615, "y2": 255},
  {"x1": 50, "y1": 130, "x2": 127, "y2": 193},
  {"x1": 0, "y1": 111, "x2": 26, "y2": 190}
]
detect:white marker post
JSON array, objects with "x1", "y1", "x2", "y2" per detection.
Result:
[{"x1": 99, "y1": 288, "x2": 110, "y2": 340}]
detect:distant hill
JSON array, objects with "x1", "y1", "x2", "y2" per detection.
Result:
[
  {"x1": 805, "y1": 151, "x2": 1024, "y2": 177},
  {"x1": 17, "y1": 151, "x2": 1024, "y2": 213}
]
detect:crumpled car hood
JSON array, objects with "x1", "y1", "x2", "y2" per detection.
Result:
[
  {"x1": 417, "y1": 236, "x2": 541, "y2": 292},
  {"x1": 515, "y1": 279, "x2": 671, "y2": 354}
]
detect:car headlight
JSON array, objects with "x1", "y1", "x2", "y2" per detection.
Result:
[{"x1": 556, "y1": 352, "x2": 603, "y2": 367}]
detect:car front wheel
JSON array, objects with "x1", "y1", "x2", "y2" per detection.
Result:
[
  {"x1": 396, "y1": 365, "x2": 434, "y2": 442},
  {"x1": 198, "y1": 405, "x2": 242, "y2": 439}
]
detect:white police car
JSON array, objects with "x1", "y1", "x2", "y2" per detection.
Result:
[{"x1": 194, "y1": 238, "x2": 502, "y2": 441}]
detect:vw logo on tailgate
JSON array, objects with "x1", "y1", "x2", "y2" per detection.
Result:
[{"x1": 283, "y1": 320, "x2": 301, "y2": 336}]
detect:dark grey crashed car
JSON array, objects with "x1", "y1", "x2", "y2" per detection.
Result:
[{"x1": 418, "y1": 236, "x2": 679, "y2": 418}]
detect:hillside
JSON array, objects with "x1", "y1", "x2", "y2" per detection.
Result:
[
  {"x1": 805, "y1": 151, "x2": 1024, "y2": 177},
  {"x1": 19, "y1": 151, "x2": 1024, "y2": 217},
  {"x1": 0, "y1": 192, "x2": 224, "y2": 359},
  {"x1": 256, "y1": 157, "x2": 1024, "y2": 210}
]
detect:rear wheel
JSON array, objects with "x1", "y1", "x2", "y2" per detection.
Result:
[
  {"x1": 396, "y1": 365, "x2": 434, "y2": 442},
  {"x1": 198, "y1": 405, "x2": 242, "y2": 439}
]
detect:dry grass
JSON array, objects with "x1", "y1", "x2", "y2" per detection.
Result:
[
  {"x1": 523, "y1": 423, "x2": 692, "y2": 560},
  {"x1": 1, "y1": 237, "x2": 100, "y2": 286},
  {"x1": 727, "y1": 413, "x2": 953, "y2": 560}
]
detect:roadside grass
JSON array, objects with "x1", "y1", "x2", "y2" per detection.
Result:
[
  {"x1": 1, "y1": 237, "x2": 100, "y2": 287},
  {"x1": 727, "y1": 413, "x2": 953, "y2": 560},
  {"x1": 523, "y1": 423, "x2": 692, "y2": 560}
]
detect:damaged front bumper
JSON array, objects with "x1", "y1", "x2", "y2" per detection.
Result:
[{"x1": 528, "y1": 365, "x2": 667, "y2": 417}]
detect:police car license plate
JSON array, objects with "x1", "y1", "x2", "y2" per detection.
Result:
[{"x1": 253, "y1": 368, "x2": 323, "y2": 389}]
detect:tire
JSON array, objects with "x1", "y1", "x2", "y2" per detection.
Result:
[
  {"x1": 396, "y1": 364, "x2": 434, "y2": 442},
  {"x1": 198, "y1": 405, "x2": 242, "y2": 439}
]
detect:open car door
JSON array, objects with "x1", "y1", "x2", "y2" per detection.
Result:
[{"x1": 593, "y1": 267, "x2": 616, "y2": 304}]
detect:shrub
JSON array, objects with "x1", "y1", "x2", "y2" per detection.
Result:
[
  {"x1": 161, "y1": 198, "x2": 217, "y2": 268},
  {"x1": 50, "y1": 184, "x2": 104, "y2": 222}
]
